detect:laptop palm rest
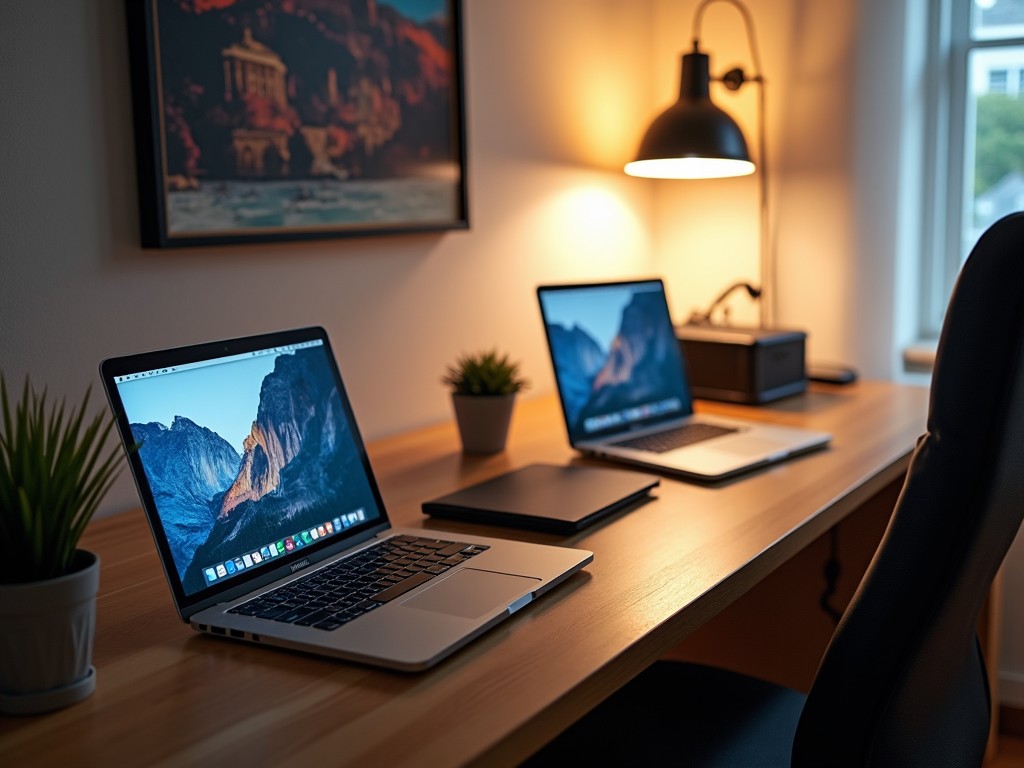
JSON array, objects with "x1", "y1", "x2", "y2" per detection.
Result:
[{"x1": 400, "y1": 569, "x2": 539, "y2": 619}]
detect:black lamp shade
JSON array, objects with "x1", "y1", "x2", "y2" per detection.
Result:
[{"x1": 626, "y1": 51, "x2": 755, "y2": 179}]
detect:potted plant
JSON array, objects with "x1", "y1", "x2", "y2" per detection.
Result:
[
  {"x1": 0, "y1": 374, "x2": 123, "y2": 715},
  {"x1": 442, "y1": 349, "x2": 529, "y2": 454}
]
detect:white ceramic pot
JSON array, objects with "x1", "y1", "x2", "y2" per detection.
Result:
[{"x1": 0, "y1": 549, "x2": 100, "y2": 715}]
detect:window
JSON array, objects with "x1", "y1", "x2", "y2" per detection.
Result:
[
  {"x1": 989, "y1": 68, "x2": 1009, "y2": 91},
  {"x1": 919, "y1": 0, "x2": 1024, "y2": 343}
]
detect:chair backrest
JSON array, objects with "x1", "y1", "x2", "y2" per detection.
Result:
[{"x1": 792, "y1": 211, "x2": 1024, "y2": 767}]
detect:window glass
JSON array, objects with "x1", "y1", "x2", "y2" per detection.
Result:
[
  {"x1": 988, "y1": 68, "x2": 1009, "y2": 92},
  {"x1": 972, "y1": 0, "x2": 1024, "y2": 40},
  {"x1": 967, "y1": 44, "x2": 1024, "y2": 251},
  {"x1": 918, "y1": 0, "x2": 1024, "y2": 346}
]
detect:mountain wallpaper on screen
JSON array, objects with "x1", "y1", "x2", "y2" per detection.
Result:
[
  {"x1": 546, "y1": 290, "x2": 689, "y2": 435},
  {"x1": 132, "y1": 347, "x2": 374, "y2": 595},
  {"x1": 130, "y1": 418, "x2": 242, "y2": 579}
]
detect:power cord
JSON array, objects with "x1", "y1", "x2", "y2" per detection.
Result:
[
  {"x1": 820, "y1": 527, "x2": 842, "y2": 626},
  {"x1": 687, "y1": 281, "x2": 762, "y2": 326}
]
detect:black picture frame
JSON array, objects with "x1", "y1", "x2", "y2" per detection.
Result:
[{"x1": 125, "y1": 0, "x2": 468, "y2": 248}]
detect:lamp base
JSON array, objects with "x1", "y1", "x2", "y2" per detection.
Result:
[{"x1": 676, "y1": 324, "x2": 807, "y2": 404}]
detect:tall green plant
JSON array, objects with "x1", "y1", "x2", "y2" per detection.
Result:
[
  {"x1": 0, "y1": 374, "x2": 123, "y2": 583},
  {"x1": 442, "y1": 350, "x2": 529, "y2": 396}
]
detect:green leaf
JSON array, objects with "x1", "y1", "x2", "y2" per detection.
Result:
[
  {"x1": 441, "y1": 349, "x2": 529, "y2": 397},
  {"x1": 0, "y1": 373, "x2": 123, "y2": 582}
]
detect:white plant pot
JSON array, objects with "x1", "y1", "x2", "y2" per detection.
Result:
[{"x1": 0, "y1": 549, "x2": 100, "y2": 715}]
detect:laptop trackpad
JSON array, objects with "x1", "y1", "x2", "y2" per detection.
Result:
[{"x1": 400, "y1": 568, "x2": 539, "y2": 619}]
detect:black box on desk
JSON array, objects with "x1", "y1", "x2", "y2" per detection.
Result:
[{"x1": 675, "y1": 325, "x2": 807, "y2": 404}]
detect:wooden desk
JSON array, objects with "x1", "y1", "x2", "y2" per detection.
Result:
[{"x1": 0, "y1": 381, "x2": 930, "y2": 766}]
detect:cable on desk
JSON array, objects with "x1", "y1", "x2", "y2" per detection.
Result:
[{"x1": 819, "y1": 527, "x2": 842, "y2": 626}]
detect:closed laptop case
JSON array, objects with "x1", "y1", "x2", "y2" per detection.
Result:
[{"x1": 422, "y1": 463, "x2": 660, "y2": 533}]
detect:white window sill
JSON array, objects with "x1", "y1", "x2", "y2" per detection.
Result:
[{"x1": 903, "y1": 342, "x2": 937, "y2": 374}]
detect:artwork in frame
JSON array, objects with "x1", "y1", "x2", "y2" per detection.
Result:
[{"x1": 125, "y1": 0, "x2": 468, "y2": 248}]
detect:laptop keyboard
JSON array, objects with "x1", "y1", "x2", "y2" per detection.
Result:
[
  {"x1": 611, "y1": 422, "x2": 737, "y2": 453},
  {"x1": 228, "y1": 535, "x2": 489, "y2": 631}
]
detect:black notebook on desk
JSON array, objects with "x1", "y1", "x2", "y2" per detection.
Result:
[{"x1": 422, "y1": 463, "x2": 660, "y2": 534}]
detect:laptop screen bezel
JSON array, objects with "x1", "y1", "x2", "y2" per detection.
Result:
[
  {"x1": 99, "y1": 326, "x2": 391, "y2": 620},
  {"x1": 536, "y1": 278, "x2": 696, "y2": 445}
]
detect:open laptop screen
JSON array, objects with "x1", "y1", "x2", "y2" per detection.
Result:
[
  {"x1": 537, "y1": 279, "x2": 694, "y2": 444},
  {"x1": 102, "y1": 328, "x2": 387, "y2": 604}
]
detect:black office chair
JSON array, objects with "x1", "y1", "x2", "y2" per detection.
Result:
[{"x1": 524, "y1": 211, "x2": 1024, "y2": 768}]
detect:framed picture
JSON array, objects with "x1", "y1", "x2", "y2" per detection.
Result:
[{"x1": 125, "y1": 0, "x2": 468, "y2": 248}]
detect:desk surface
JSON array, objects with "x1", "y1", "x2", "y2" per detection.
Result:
[{"x1": 0, "y1": 381, "x2": 929, "y2": 767}]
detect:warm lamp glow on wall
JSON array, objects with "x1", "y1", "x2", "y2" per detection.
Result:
[{"x1": 627, "y1": 0, "x2": 772, "y2": 328}]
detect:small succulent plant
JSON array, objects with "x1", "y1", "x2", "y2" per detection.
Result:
[{"x1": 442, "y1": 350, "x2": 529, "y2": 397}]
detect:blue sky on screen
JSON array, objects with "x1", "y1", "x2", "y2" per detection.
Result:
[
  {"x1": 541, "y1": 285, "x2": 656, "y2": 351},
  {"x1": 116, "y1": 352, "x2": 287, "y2": 452},
  {"x1": 382, "y1": 0, "x2": 445, "y2": 23}
]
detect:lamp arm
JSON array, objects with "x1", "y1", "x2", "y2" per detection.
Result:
[
  {"x1": 690, "y1": 0, "x2": 773, "y2": 328},
  {"x1": 688, "y1": 281, "x2": 762, "y2": 326},
  {"x1": 757, "y1": 74, "x2": 772, "y2": 327},
  {"x1": 691, "y1": 0, "x2": 764, "y2": 79}
]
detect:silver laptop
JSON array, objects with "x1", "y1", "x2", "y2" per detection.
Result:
[
  {"x1": 99, "y1": 327, "x2": 592, "y2": 672},
  {"x1": 537, "y1": 279, "x2": 831, "y2": 481}
]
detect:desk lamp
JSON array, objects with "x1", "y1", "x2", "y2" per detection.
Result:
[
  {"x1": 626, "y1": 0, "x2": 772, "y2": 328},
  {"x1": 626, "y1": 0, "x2": 829, "y2": 402}
]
